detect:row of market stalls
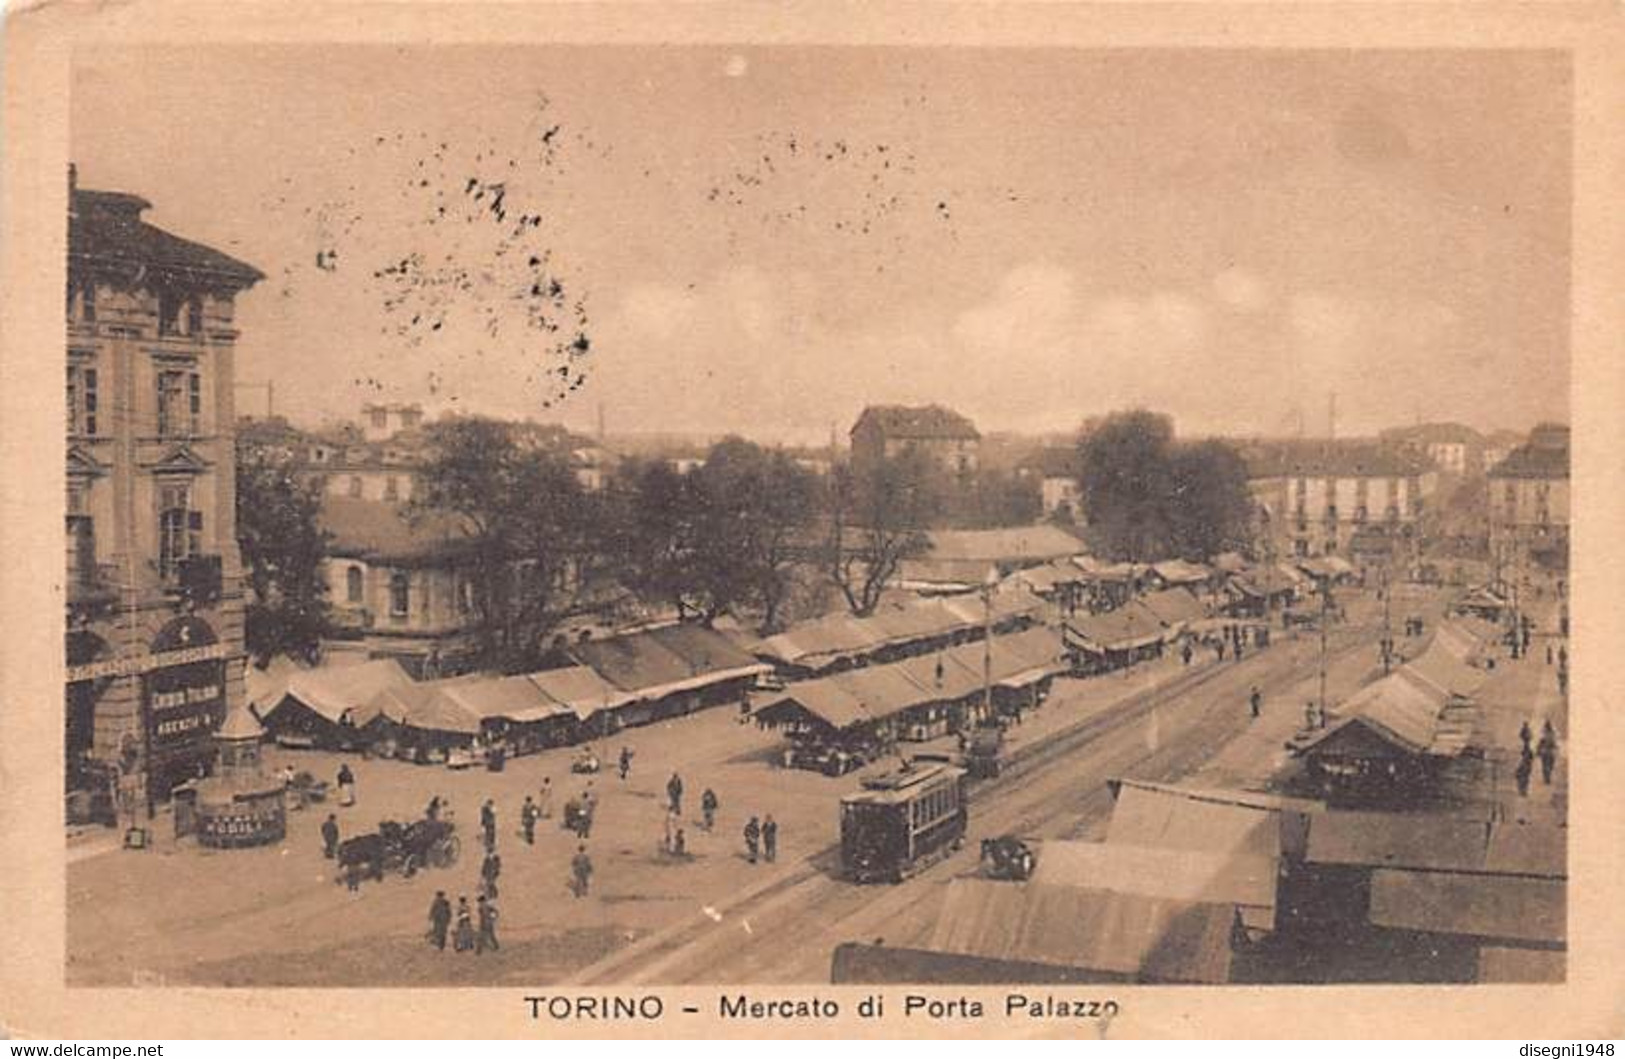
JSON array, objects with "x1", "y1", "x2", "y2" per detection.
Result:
[
  {"x1": 253, "y1": 624, "x2": 769, "y2": 762},
  {"x1": 1286, "y1": 615, "x2": 1500, "y2": 805},
  {"x1": 754, "y1": 588, "x2": 1047, "y2": 680},
  {"x1": 1060, "y1": 587, "x2": 1217, "y2": 674},
  {"x1": 752, "y1": 627, "x2": 1067, "y2": 769},
  {"x1": 834, "y1": 778, "x2": 1564, "y2": 984}
]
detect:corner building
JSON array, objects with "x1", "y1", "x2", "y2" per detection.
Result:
[{"x1": 64, "y1": 167, "x2": 263, "y2": 816}]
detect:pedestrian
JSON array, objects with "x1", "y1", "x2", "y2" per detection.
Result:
[
  {"x1": 743, "y1": 815, "x2": 761, "y2": 864},
  {"x1": 481, "y1": 849, "x2": 502, "y2": 900},
  {"x1": 1249, "y1": 685, "x2": 1262, "y2": 719},
  {"x1": 673, "y1": 827, "x2": 687, "y2": 857},
  {"x1": 480, "y1": 799, "x2": 497, "y2": 851},
  {"x1": 1216, "y1": 640, "x2": 1226, "y2": 662},
  {"x1": 1537, "y1": 724, "x2": 1558, "y2": 785},
  {"x1": 1558, "y1": 665, "x2": 1569, "y2": 697},
  {"x1": 701, "y1": 788, "x2": 718, "y2": 832},
  {"x1": 538, "y1": 777, "x2": 553, "y2": 820},
  {"x1": 476, "y1": 895, "x2": 500, "y2": 954},
  {"x1": 762, "y1": 815, "x2": 778, "y2": 863},
  {"x1": 1180, "y1": 642, "x2": 1192, "y2": 667},
  {"x1": 739, "y1": 688, "x2": 753, "y2": 726},
  {"x1": 667, "y1": 772, "x2": 684, "y2": 815},
  {"x1": 570, "y1": 844, "x2": 593, "y2": 898},
  {"x1": 1546, "y1": 643, "x2": 1554, "y2": 666},
  {"x1": 1304, "y1": 701, "x2": 1317, "y2": 732},
  {"x1": 426, "y1": 795, "x2": 442, "y2": 822},
  {"x1": 336, "y1": 762, "x2": 356, "y2": 807},
  {"x1": 1514, "y1": 748, "x2": 1533, "y2": 798},
  {"x1": 320, "y1": 813, "x2": 340, "y2": 859},
  {"x1": 427, "y1": 890, "x2": 451, "y2": 951},
  {"x1": 618, "y1": 745, "x2": 634, "y2": 781},
  {"x1": 1519, "y1": 720, "x2": 1533, "y2": 754},
  {"x1": 521, "y1": 795, "x2": 538, "y2": 845},
  {"x1": 453, "y1": 896, "x2": 475, "y2": 952},
  {"x1": 1558, "y1": 645, "x2": 1568, "y2": 669}
]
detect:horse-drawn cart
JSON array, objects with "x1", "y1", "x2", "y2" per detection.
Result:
[{"x1": 337, "y1": 816, "x2": 460, "y2": 886}]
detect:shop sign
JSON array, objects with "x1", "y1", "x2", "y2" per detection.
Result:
[
  {"x1": 143, "y1": 659, "x2": 226, "y2": 752},
  {"x1": 68, "y1": 641, "x2": 232, "y2": 683}
]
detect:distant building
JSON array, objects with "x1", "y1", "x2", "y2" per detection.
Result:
[
  {"x1": 1379, "y1": 422, "x2": 1486, "y2": 477},
  {"x1": 1487, "y1": 424, "x2": 1569, "y2": 580},
  {"x1": 1241, "y1": 440, "x2": 1438, "y2": 566},
  {"x1": 1479, "y1": 429, "x2": 1525, "y2": 477},
  {"x1": 65, "y1": 167, "x2": 264, "y2": 814},
  {"x1": 1017, "y1": 447, "x2": 1084, "y2": 521},
  {"x1": 850, "y1": 404, "x2": 980, "y2": 477},
  {"x1": 318, "y1": 496, "x2": 480, "y2": 677},
  {"x1": 360, "y1": 402, "x2": 424, "y2": 442}
]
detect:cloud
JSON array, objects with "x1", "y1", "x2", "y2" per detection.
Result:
[{"x1": 1212, "y1": 267, "x2": 1270, "y2": 312}]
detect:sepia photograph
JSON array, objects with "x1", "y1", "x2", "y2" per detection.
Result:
[{"x1": 4, "y1": 0, "x2": 1623, "y2": 1042}]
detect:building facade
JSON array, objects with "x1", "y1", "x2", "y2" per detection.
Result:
[
  {"x1": 1487, "y1": 424, "x2": 1570, "y2": 583},
  {"x1": 850, "y1": 404, "x2": 981, "y2": 478},
  {"x1": 359, "y1": 402, "x2": 424, "y2": 442},
  {"x1": 65, "y1": 169, "x2": 263, "y2": 815},
  {"x1": 1243, "y1": 440, "x2": 1438, "y2": 567},
  {"x1": 1379, "y1": 422, "x2": 1486, "y2": 478}
]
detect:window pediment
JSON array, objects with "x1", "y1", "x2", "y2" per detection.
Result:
[
  {"x1": 144, "y1": 443, "x2": 210, "y2": 475},
  {"x1": 66, "y1": 444, "x2": 108, "y2": 478}
]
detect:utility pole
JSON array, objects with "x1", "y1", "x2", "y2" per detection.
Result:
[
  {"x1": 982, "y1": 566, "x2": 997, "y2": 725},
  {"x1": 1380, "y1": 563, "x2": 1393, "y2": 674},
  {"x1": 1318, "y1": 576, "x2": 1332, "y2": 722}
]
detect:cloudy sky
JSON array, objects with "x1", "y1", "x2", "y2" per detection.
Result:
[{"x1": 71, "y1": 46, "x2": 1570, "y2": 443}]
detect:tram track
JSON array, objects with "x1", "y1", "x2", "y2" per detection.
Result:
[{"x1": 572, "y1": 618, "x2": 1383, "y2": 985}]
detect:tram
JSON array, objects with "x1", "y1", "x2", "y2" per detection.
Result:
[{"x1": 839, "y1": 758, "x2": 967, "y2": 884}]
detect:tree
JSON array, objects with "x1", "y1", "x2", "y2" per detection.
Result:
[
  {"x1": 236, "y1": 441, "x2": 330, "y2": 666},
  {"x1": 412, "y1": 417, "x2": 597, "y2": 672},
  {"x1": 827, "y1": 449, "x2": 940, "y2": 616},
  {"x1": 611, "y1": 439, "x2": 818, "y2": 630},
  {"x1": 1076, "y1": 410, "x2": 1252, "y2": 562},
  {"x1": 1076, "y1": 410, "x2": 1178, "y2": 561}
]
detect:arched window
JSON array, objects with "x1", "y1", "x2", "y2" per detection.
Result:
[{"x1": 346, "y1": 565, "x2": 364, "y2": 604}]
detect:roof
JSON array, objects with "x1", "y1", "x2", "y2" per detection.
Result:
[
  {"x1": 1138, "y1": 587, "x2": 1207, "y2": 629},
  {"x1": 217, "y1": 703, "x2": 264, "y2": 740},
  {"x1": 1013, "y1": 560, "x2": 1088, "y2": 594},
  {"x1": 1488, "y1": 446, "x2": 1569, "y2": 480},
  {"x1": 1151, "y1": 560, "x2": 1212, "y2": 585},
  {"x1": 755, "y1": 680, "x2": 873, "y2": 731},
  {"x1": 851, "y1": 404, "x2": 980, "y2": 441},
  {"x1": 319, "y1": 497, "x2": 470, "y2": 562},
  {"x1": 70, "y1": 186, "x2": 264, "y2": 288},
  {"x1": 1033, "y1": 840, "x2": 1277, "y2": 911},
  {"x1": 525, "y1": 665, "x2": 638, "y2": 720},
  {"x1": 1306, "y1": 812, "x2": 1565, "y2": 879},
  {"x1": 272, "y1": 659, "x2": 412, "y2": 726},
  {"x1": 437, "y1": 675, "x2": 564, "y2": 726},
  {"x1": 1403, "y1": 642, "x2": 1489, "y2": 700},
  {"x1": 244, "y1": 655, "x2": 307, "y2": 713},
  {"x1": 1477, "y1": 946, "x2": 1566, "y2": 983},
  {"x1": 929, "y1": 878, "x2": 1235, "y2": 983},
  {"x1": 1240, "y1": 439, "x2": 1430, "y2": 480},
  {"x1": 570, "y1": 625, "x2": 768, "y2": 698},
  {"x1": 1368, "y1": 869, "x2": 1565, "y2": 944},
  {"x1": 1379, "y1": 422, "x2": 1485, "y2": 447},
  {"x1": 926, "y1": 526, "x2": 1086, "y2": 563},
  {"x1": 1064, "y1": 600, "x2": 1167, "y2": 653},
  {"x1": 1104, "y1": 779, "x2": 1312, "y2": 861}
]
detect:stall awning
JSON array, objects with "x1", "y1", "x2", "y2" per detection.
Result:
[
  {"x1": 929, "y1": 878, "x2": 1236, "y2": 984},
  {"x1": 1368, "y1": 869, "x2": 1565, "y2": 944},
  {"x1": 272, "y1": 659, "x2": 412, "y2": 726}
]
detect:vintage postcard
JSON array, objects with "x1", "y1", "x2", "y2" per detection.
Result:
[{"x1": 2, "y1": 0, "x2": 1622, "y2": 1041}]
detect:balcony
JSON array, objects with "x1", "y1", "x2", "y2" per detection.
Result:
[
  {"x1": 172, "y1": 554, "x2": 223, "y2": 606},
  {"x1": 67, "y1": 561, "x2": 121, "y2": 612}
]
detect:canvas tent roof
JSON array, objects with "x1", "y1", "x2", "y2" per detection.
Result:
[
  {"x1": 755, "y1": 680, "x2": 874, "y2": 732},
  {"x1": 925, "y1": 526, "x2": 1085, "y2": 563},
  {"x1": 272, "y1": 659, "x2": 412, "y2": 726},
  {"x1": 1151, "y1": 560, "x2": 1212, "y2": 585},
  {"x1": 1065, "y1": 600, "x2": 1167, "y2": 653},
  {"x1": 525, "y1": 665, "x2": 638, "y2": 720},
  {"x1": 245, "y1": 655, "x2": 306, "y2": 716},
  {"x1": 1014, "y1": 560, "x2": 1088, "y2": 594},
  {"x1": 1138, "y1": 587, "x2": 1207, "y2": 629},
  {"x1": 571, "y1": 625, "x2": 768, "y2": 699},
  {"x1": 929, "y1": 878, "x2": 1236, "y2": 983},
  {"x1": 1305, "y1": 812, "x2": 1565, "y2": 878}
]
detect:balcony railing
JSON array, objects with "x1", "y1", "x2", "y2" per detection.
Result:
[{"x1": 67, "y1": 561, "x2": 121, "y2": 608}]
